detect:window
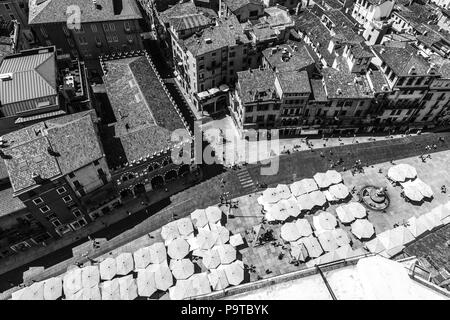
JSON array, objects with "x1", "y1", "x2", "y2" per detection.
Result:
[
  {"x1": 41, "y1": 26, "x2": 48, "y2": 38},
  {"x1": 79, "y1": 36, "x2": 88, "y2": 45},
  {"x1": 9, "y1": 14, "x2": 15, "y2": 20},
  {"x1": 109, "y1": 23, "x2": 115, "y2": 31},
  {"x1": 63, "y1": 25, "x2": 70, "y2": 36},
  {"x1": 63, "y1": 195, "x2": 73, "y2": 203},
  {"x1": 268, "y1": 115, "x2": 276, "y2": 121},
  {"x1": 56, "y1": 187, "x2": 66, "y2": 195},
  {"x1": 93, "y1": 160, "x2": 100, "y2": 166},
  {"x1": 68, "y1": 172, "x2": 75, "y2": 178},
  {"x1": 103, "y1": 23, "x2": 109, "y2": 31},
  {"x1": 91, "y1": 24, "x2": 98, "y2": 32},
  {"x1": 51, "y1": 219, "x2": 62, "y2": 227},
  {"x1": 245, "y1": 105, "x2": 253, "y2": 113},
  {"x1": 244, "y1": 116, "x2": 254, "y2": 123},
  {"x1": 256, "y1": 115, "x2": 265, "y2": 122},
  {"x1": 45, "y1": 213, "x2": 57, "y2": 221},
  {"x1": 4, "y1": 4, "x2": 11, "y2": 10},
  {"x1": 124, "y1": 21, "x2": 131, "y2": 31},
  {"x1": 40, "y1": 206, "x2": 50, "y2": 213},
  {"x1": 33, "y1": 197, "x2": 44, "y2": 205},
  {"x1": 68, "y1": 38, "x2": 75, "y2": 47}
]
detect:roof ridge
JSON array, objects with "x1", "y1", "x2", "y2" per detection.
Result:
[{"x1": 34, "y1": 52, "x2": 56, "y2": 91}]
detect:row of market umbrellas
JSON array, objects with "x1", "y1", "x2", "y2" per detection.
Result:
[
  {"x1": 336, "y1": 202, "x2": 367, "y2": 224},
  {"x1": 306, "y1": 245, "x2": 367, "y2": 267},
  {"x1": 363, "y1": 200, "x2": 450, "y2": 257},
  {"x1": 387, "y1": 163, "x2": 417, "y2": 182},
  {"x1": 313, "y1": 170, "x2": 343, "y2": 189},
  {"x1": 401, "y1": 179, "x2": 434, "y2": 202}
]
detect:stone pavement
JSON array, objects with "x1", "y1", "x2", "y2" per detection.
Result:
[{"x1": 1, "y1": 132, "x2": 450, "y2": 298}]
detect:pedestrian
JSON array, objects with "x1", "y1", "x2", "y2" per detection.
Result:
[
  {"x1": 433, "y1": 144, "x2": 437, "y2": 149},
  {"x1": 127, "y1": 210, "x2": 132, "y2": 216},
  {"x1": 320, "y1": 151, "x2": 324, "y2": 158},
  {"x1": 87, "y1": 235, "x2": 93, "y2": 241}
]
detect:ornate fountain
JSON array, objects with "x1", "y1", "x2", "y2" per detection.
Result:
[{"x1": 359, "y1": 186, "x2": 390, "y2": 211}]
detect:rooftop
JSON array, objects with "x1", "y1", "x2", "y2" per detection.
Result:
[
  {"x1": 28, "y1": 0, "x2": 142, "y2": 25},
  {"x1": 367, "y1": 69, "x2": 390, "y2": 93},
  {"x1": 0, "y1": 186, "x2": 26, "y2": 218},
  {"x1": 224, "y1": 0, "x2": 263, "y2": 12},
  {"x1": 102, "y1": 55, "x2": 188, "y2": 162},
  {"x1": 262, "y1": 44, "x2": 316, "y2": 72},
  {"x1": 0, "y1": 46, "x2": 57, "y2": 107},
  {"x1": 276, "y1": 70, "x2": 311, "y2": 94},
  {"x1": 237, "y1": 69, "x2": 277, "y2": 104},
  {"x1": 322, "y1": 67, "x2": 374, "y2": 99},
  {"x1": 310, "y1": 79, "x2": 328, "y2": 101},
  {"x1": 158, "y1": 1, "x2": 215, "y2": 31},
  {"x1": 1, "y1": 111, "x2": 102, "y2": 193},
  {"x1": 372, "y1": 44, "x2": 436, "y2": 76},
  {"x1": 347, "y1": 43, "x2": 374, "y2": 59},
  {"x1": 182, "y1": 15, "x2": 250, "y2": 56}
]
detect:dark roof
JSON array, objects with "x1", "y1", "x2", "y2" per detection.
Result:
[
  {"x1": 237, "y1": 69, "x2": 277, "y2": 104},
  {"x1": 159, "y1": 1, "x2": 199, "y2": 24},
  {"x1": 394, "y1": 3, "x2": 437, "y2": 28},
  {"x1": 367, "y1": 70, "x2": 389, "y2": 93},
  {"x1": 276, "y1": 71, "x2": 311, "y2": 94},
  {"x1": 372, "y1": 44, "x2": 434, "y2": 76},
  {"x1": 310, "y1": 79, "x2": 328, "y2": 101},
  {"x1": 29, "y1": 0, "x2": 142, "y2": 25},
  {"x1": 224, "y1": 0, "x2": 263, "y2": 12},
  {"x1": 102, "y1": 55, "x2": 189, "y2": 162},
  {"x1": 1, "y1": 111, "x2": 103, "y2": 193},
  {"x1": 0, "y1": 48, "x2": 57, "y2": 106},
  {"x1": 322, "y1": 67, "x2": 374, "y2": 99},
  {"x1": 158, "y1": 1, "x2": 215, "y2": 30},
  {"x1": 316, "y1": 0, "x2": 343, "y2": 10},
  {"x1": 348, "y1": 43, "x2": 374, "y2": 59},
  {"x1": 323, "y1": 10, "x2": 356, "y2": 29},
  {"x1": 182, "y1": 15, "x2": 250, "y2": 56},
  {"x1": 262, "y1": 44, "x2": 316, "y2": 72},
  {"x1": 170, "y1": 14, "x2": 213, "y2": 32},
  {"x1": 0, "y1": 187, "x2": 26, "y2": 217}
]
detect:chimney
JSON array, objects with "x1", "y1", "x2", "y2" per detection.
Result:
[
  {"x1": 31, "y1": 172, "x2": 45, "y2": 185},
  {"x1": 112, "y1": 0, "x2": 123, "y2": 15}
]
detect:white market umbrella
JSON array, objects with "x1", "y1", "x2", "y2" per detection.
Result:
[
  {"x1": 280, "y1": 197, "x2": 301, "y2": 218},
  {"x1": 210, "y1": 224, "x2": 230, "y2": 245},
  {"x1": 136, "y1": 269, "x2": 157, "y2": 298},
  {"x1": 406, "y1": 216, "x2": 428, "y2": 238},
  {"x1": 229, "y1": 234, "x2": 244, "y2": 247},
  {"x1": 221, "y1": 260, "x2": 244, "y2": 286},
  {"x1": 80, "y1": 285, "x2": 101, "y2": 300},
  {"x1": 190, "y1": 272, "x2": 212, "y2": 297},
  {"x1": 413, "y1": 179, "x2": 433, "y2": 198},
  {"x1": 149, "y1": 242, "x2": 167, "y2": 264},
  {"x1": 63, "y1": 267, "x2": 82, "y2": 296},
  {"x1": 332, "y1": 228, "x2": 351, "y2": 247},
  {"x1": 133, "y1": 247, "x2": 153, "y2": 270},
  {"x1": 398, "y1": 163, "x2": 417, "y2": 180},
  {"x1": 276, "y1": 184, "x2": 292, "y2": 199},
  {"x1": 170, "y1": 259, "x2": 195, "y2": 280},
  {"x1": 297, "y1": 236, "x2": 323, "y2": 258},
  {"x1": 100, "y1": 278, "x2": 121, "y2": 300},
  {"x1": 296, "y1": 193, "x2": 314, "y2": 211},
  {"x1": 310, "y1": 191, "x2": 327, "y2": 207},
  {"x1": 118, "y1": 275, "x2": 138, "y2": 300},
  {"x1": 81, "y1": 265, "x2": 100, "y2": 288},
  {"x1": 332, "y1": 244, "x2": 354, "y2": 260},
  {"x1": 290, "y1": 243, "x2": 309, "y2": 262},
  {"x1": 177, "y1": 217, "x2": 194, "y2": 236},
  {"x1": 18, "y1": 282, "x2": 45, "y2": 300},
  {"x1": 150, "y1": 262, "x2": 173, "y2": 291},
  {"x1": 99, "y1": 258, "x2": 117, "y2": 281},
  {"x1": 281, "y1": 222, "x2": 302, "y2": 242},
  {"x1": 329, "y1": 183, "x2": 349, "y2": 200},
  {"x1": 267, "y1": 202, "x2": 290, "y2": 221},
  {"x1": 432, "y1": 203, "x2": 450, "y2": 223},
  {"x1": 161, "y1": 221, "x2": 181, "y2": 242},
  {"x1": 197, "y1": 230, "x2": 219, "y2": 250},
  {"x1": 388, "y1": 165, "x2": 406, "y2": 182},
  {"x1": 169, "y1": 279, "x2": 194, "y2": 300},
  {"x1": 336, "y1": 205, "x2": 355, "y2": 224},
  {"x1": 364, "y1": 237, "x2": 386, "y2": 254},
  {"x1": 167, "y1": 238, "x2": 190, "y2": 260},
  {"x1": 403, "y1": 185, "x2": 424, "y2": 202},
  {"x1": 202, "y1": 248, "x2": 221, "y2": 269},
  {"x1": 43, "y1": 277, "x2": 63, "y2": 300},
  {"x1": 423, "y1": 210, "x2": 442, "y2": 230},
  {"x1": 290, "y1": 181, "x2": 304, "y2": 197},
  {"x1": 346, "y1": 202, "x2": 367, "y2": 219},
  {"x1": 313, "y1": 211, "x2": 337, "y2": 232},
  {"x1": 326, "y1": 170, "x2": 342, "y2": 185},
  {"x1": 351, "y1": 219, "x2": 375, "y2": 240},
  {"x1": 324, "y1": 190, "x2": 338, "y2": 202},
  {"x1": 317, "y1": 231, "x2": 339, "y2": 252},
  {"x1": 216, "y1": 244, "x2": 237, "y2": 264},
  {"x1": 290, "y1": 179, "x2": 318, "y2": 196},
  {"x1": 295, "y1": 219, "x2": 313, "y2": 237},
  {"x1": 208, "y1": 268, "x2": 229, "y2": 291},
  {"x1": 377, "y1": 226, "x2": 415, "y2": 250},
  {"x1": 205, "y1": 206, "x2": 222, "y2": 224},
  {"x1": 313, "y1": 172, "x2": 331, "y2": 189},
  {"x1": 262, "y1": 188, "x2": 281, "y2": 204},
  {"x1": 190, "y1": 209, "x2": 208, "y2": 228},
  {"x1": 116, "y1": 252, "x2": 134, "y2": 276}
]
